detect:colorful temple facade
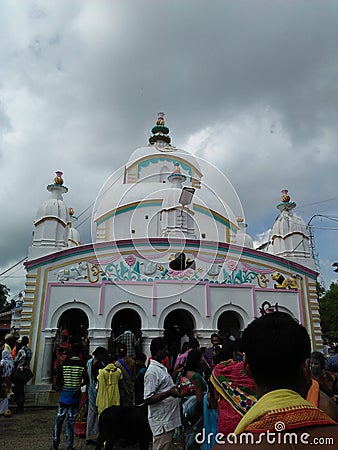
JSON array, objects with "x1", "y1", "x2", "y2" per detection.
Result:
[{"x1": 21, "y1": 113, "x2": 322, "y2": 401}]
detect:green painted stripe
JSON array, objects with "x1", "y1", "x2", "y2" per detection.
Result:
[
  {"x1": 97, "y1": 200, "x2": 163, "y2": 226},
  {"x1": 193, "y1": 205, "x2": 237, "y2": 232}
]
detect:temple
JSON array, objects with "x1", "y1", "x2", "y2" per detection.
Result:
[{"x1": 19, "y1": 113, "x2": 322, "y2": 403}]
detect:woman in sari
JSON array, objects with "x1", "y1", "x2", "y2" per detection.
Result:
[
  {"x1": 86, "y1": 346, "x2": 108, "y2": 443},
  {"x1": 210, "y1": 340, "x2": 257, "y2": 436},
  {"x1": 178, "y1": 349, "x2": 207, "y2": 450}
]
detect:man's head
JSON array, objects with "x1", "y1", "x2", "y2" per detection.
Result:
[
  {"x1": 21, "y1": 336, "x2": 29, "y2": 347},
  {"x1": 216, "y1": 340, "x2": 236, "y2": 362},
  {"x1": 187, "y1": 337, "x2": 200, "y2": 350},
  {"x1": 328, "y1": 347, "x2": 335, "y2": 357},
  {"x1": 150, "y1": 337, "x2": 167, "y2": 361},
  {"x1": 93, "y1": 346, "x2": 108, "y2": 361},
  {"x1": 242, "y1": 312, "x2": 311, "y2": 397},
  {"x1": 210, "y1": 333, "x2": 220, "y2": 347},
  {"x1": 71, "y1": 342, "x2": 82, "y2": 356},
  {"x1": 310, "y1": 351, "x2": 325, "y2": 377}
]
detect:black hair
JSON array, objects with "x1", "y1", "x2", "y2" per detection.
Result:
[
  {"x1": 138, "y1": 352, "x2": 147, "y2": 364},
  {"x1": 181, "y1": 341, "x2": 190, "y2": 353},
  {"x1": 210, "y1": 333, "x2": 219, "y2": 341},
  {"x1": 187, "y1": 337, "x2": 200, "y2": 350},
  {"x1": 242, "y1": 312, "x2": 311, "y2": 392},
  {"x1": 216, "y1": 340, "x2": 236, "y2": 362},
  {"x1": 310, "y1": 351, "x2": 325, "y2": 370},
  {"x1": 150, "y1": 337, "x2": 166, "y2": 357},
  {"x1": 70, "y1": 342, "x2": 82, "y2": 357},
  {"x1": 21, "y1": 336, "x2": 29, "y2": 346},
  {"x1": 184, "y1": 349, "x2": 202, "y2": 373}
]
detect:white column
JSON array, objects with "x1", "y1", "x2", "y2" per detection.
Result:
[
  {"x1": 87, "y1": 328, "x2": 111, "y2": 356},
  {"x1": 40, "y1": 332, "x2": 57, "y2": 384}
]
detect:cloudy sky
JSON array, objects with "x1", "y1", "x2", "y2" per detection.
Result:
[{"x1": 1, "y1": 0, "x2": 337, "y2": 298}]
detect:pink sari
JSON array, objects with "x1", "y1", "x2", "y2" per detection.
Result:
[{"x1": 211, "y1": 359, "x2": 257, "y2": 436}]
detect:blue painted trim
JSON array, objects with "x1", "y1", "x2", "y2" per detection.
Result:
[
  {"x1": 193, "y1": 205, "x2": 237, "y2": 232},
  {"x1": 96, "y1": 200, "x2": 163, "y2": 226},
  {"x1": 137, "y1": 157, "x2": 193, "y2": 180}
]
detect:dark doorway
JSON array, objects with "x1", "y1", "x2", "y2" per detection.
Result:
[
  {"x1": 217, "y1": 311, "x2": 242, "y2": 340},
  {"x1": 52, "y1": 308, "x2": 89, "y2": 387},
  {"x1": 57, "y1": 308, "x2": 89, "y2": 342},
  {"x1": 111, "y1": 308, "x2": 141, "y2": 337},
  {"x1": 164, "y1": 309, "x2": 195, "y2": 368},
  {"x1": 110, "y1": 309, "x2": 142, "y2": 358}
]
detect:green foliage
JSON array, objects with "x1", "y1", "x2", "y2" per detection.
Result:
[
  {"x1": 0, "y1": 283, "x2": 10, "y2": 309},
  {"x1": 319, "y1": 282, "x2": 338, "y2": 341},
  {"x1": 316, "y1": 281, "x2": 326, "y2": 300}
]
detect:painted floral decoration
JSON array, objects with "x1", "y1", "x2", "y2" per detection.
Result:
[
  {"x1": 226, "y1": 260, "x2": 238, "y2": 272},
  {"x1": 125, "y1": 255, "x2": 136, "y2": 267}
]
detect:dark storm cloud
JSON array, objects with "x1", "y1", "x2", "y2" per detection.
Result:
[{"x1": 0, "y1": 0, "x2": 337, "y2": 293}]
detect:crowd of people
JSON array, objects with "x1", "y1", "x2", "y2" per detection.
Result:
[
  {"x1": 2, "y1": 317, "x2": 338, "y2": 450},
  {"x1": 48, "y1": 318, "x2": 338, "y2": 450},
  {"x1": 0, "y1": 333, "x2": 33, "y2": 415}
]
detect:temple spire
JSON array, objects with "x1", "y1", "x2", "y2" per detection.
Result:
[{"x1": 149, "y1": 112, "x2": 171, "y2": 146}]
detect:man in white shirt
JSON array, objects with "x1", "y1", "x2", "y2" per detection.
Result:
[{"x1": 144, "y1": 337, "x2": 182, "y2": 450}]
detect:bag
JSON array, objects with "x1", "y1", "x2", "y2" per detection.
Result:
[
  {"x1": 12, "y1": 367, "x2": 33, "y2": 384},
  {"x1": 178, "y1": 376, "x2": 196, "y2": 396}
]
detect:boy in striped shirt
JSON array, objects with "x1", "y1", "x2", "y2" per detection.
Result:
[{"x1": 52, "y1": 342, "x2": 88, "y2": 450}]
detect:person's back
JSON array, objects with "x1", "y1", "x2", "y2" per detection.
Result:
[
  {"x1": 115, "y1": 329, "x2": 137, "y2": 358},
  {"x1": 212, "y1": 312, "x2": 338, "y2": 449},
  {"x1": 325, "y1": 345, "x2": 338, "y2": 373},
  {"x1": 96, "y1": 361, "x2": 122, "y2": 415},
  {"x1": 115, "y1": 344, "x2": 136, "y2": 406},
  {"x1": 52, "y1": 342, "x2": 87, "y2": 450},
  {"x1": 211, "y1": 341, "x2": 257, "y2": 436},
  {"x1": 60, "y1": 349, "x2": 85, "y2": 405}
]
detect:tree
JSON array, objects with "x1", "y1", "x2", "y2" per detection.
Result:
[
  {"x1": 319, "y1": 282, "x2": 338, "y2": 342},
  {"x1": 0, "y1": 283, "x2": 10, "y2": 309}
]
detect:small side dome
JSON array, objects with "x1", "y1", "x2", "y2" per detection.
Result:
[
  {"x1": 35, "y1": 171, "x2": 69, "y2": 224},
  {"x1": 236, "y1": 216, "x2": 253, "y2": 249}
]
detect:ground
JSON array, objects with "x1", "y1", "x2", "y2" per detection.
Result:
[
  {"x1": 1, "y1": 406, "x2": 184, "y2": 450},
  {"x1": 0, "y1": 406, "x2": 138, "y2": 450}
]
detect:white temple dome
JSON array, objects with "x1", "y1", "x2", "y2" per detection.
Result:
[
  {"x1": 93, "y1": 114, "x2": 240, "y2": 244},
  {"x1": 35, "y1": 172, "x2": 69, "y2": 225}
]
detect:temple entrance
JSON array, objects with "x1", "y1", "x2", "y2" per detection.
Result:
[
  {"x1": 110, "y1": 308, "x2": 142, "y2": 358},
  {"x1": 52, "y1": 308, "x2": 89, "y2": 387},
  {"x1": 57, "y1": 308, "x2": 89, "y2": 343},
  {"x1": 217, "y1": 311, "x2": 242, "y2": 340},
  {"x1": 111, "y1": 308, "x2": 141, "y2": 336},
  {"x1": 164, "y1": 309, "x2": 195, "y2": 368}
]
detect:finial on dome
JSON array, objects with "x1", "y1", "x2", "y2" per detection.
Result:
[
  {"x1": 168, "y1": 163, "x2": 186, "y2": 187},
  {"x1": 47, "y1": 171, "x2": 68, "y2": 194},
  {"x1": 149, "y1": 112, "x2": 171, "y2": 145},
  {"x1": 68, "y1": 207, "x2": 78, "y2": 222},
  {"x1": 277, "y1": 189, "x2": 296, "y2": 211},
  {"x1": 236, "y1": 216, "x2": 247, "y2": 228},
  {"x1": 54, "y1": 171, "x2": 64, "y2": 185},
  {"x1": 156, "y1": 112, "x2": 165, "y2": 126},
  {"x1": 281, "y1": 189, "x2": 290, "y2": 203}
]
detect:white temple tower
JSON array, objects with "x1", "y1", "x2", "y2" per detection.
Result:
[
  {"x1": 271, "y1": 189, "x2": 313, "y2": 268},
  {"x1": 28, "y1": 171, "x2": 80, "y2": 260}
]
